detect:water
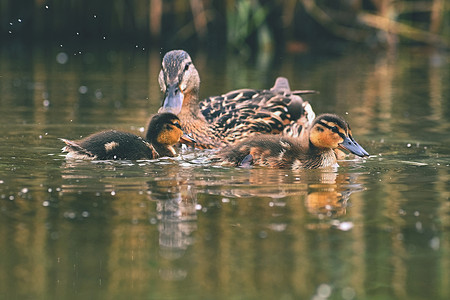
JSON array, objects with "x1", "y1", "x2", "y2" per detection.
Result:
[{"x1": 0, "y1": 45, "x2": 449, "y2": 300}]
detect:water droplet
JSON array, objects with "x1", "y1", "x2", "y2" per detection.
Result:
[
  {"x1": 42, "y1": 201, "x2": 50, "y2": 207},
  {"x1": 269, "y1": 223, "x2": 287, "y2": 232},
  {"x1": 21, "y1": 187, "x2": 29, "y2": 194},
  {"x1": 45, "y1": 5, "x2": 49, "y2": 9},
  {"x1": 415, "y1": 221, "x2": 423, "y2": 232},
  {"x1": 43, "y1": 99, "x2": 50, "y2": 107},
  {"x1": 317, "y1": 284, "x2": 332, "y2": 298},
  {"x1": 78, "y1": 85, "x2": 88, "y2": 94},
  {"x1": 95, "y1": 89, "x2": 103, "y2": 99},
  {"x1": 336, "y1": 221, "x2": 354, "y2": 231},
  {"x1": 407, "y1": 143, "x2": 411, "y2": 148},
  {"x1": 18, "y1": 19, "x2": 22, "y2": 23},
  {"x1": 64, "y1": 211, "x2": 76, "y2": 219},
  {"x1": 429, "y1": 237, "x2": 440, "y2": 250},
  {"x1": 56, "y1": 52, "x2": 68, "y2": 64},
  {"x1": 111, "y1": 191, "x2": 116, "y2": 196},
  {"x1": 81, "y1": 211, "x2": 89, "y2": 217},
  {"x1": 221, "y1": 198, "x2": 230, "y2": 203},
  {"x1": 195, "y1": 204, "x2": 202, "y2": 210},
  {"x1": 258, "y1": 231, "x2": 268, "y2": 239}
]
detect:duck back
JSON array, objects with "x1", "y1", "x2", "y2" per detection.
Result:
[{"x1": 63, "y1": 130, "x2": 157, "y2": 160}]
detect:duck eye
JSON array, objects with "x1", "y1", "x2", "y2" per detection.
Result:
[
  {"x1": 172, "y1": 122, "x2": 181, "y2": 129},
  {"x1": 184, "y1": 63, "x2": 191, "y2": 72}
]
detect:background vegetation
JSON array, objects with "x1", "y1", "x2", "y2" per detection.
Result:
[{"x1": 1, "y1": 0, "x2": 449, "y2": 53}]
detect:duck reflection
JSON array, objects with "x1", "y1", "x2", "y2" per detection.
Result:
[
  {"x1": 147, "y1": 176, "x2": 199, "y2": 281},
  {"x1": 150, "y1": 182, "x2": 198, "y2": 260},
  {"x1": 198, "y1": 166, "x2": 364, "y2": 218}
]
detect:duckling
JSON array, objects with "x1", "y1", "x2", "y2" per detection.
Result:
[
  {"x1": 61, "y1": 113, "x2": 194, "y2": 160},
  {"x1": 216, "y1": 114, "x2": 369, "y2": 169},
  {"x1": 158, "y1": 49, "x2": 316, "y2": 149}
]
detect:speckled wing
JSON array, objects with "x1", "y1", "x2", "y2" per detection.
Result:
[{"x1": 199, "y1": 78, "x2": 316, "y2": 144}]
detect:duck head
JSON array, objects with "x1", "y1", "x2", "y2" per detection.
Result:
[
  {"x1": 146, "y1": 113, "x2": 196, "y2": 149},
  {"x1": 158, "y1": 50, "x2": 200, "y2": 115},
  {"x1": 309, "y1": 114, "x2": 369, "y2": 157}
]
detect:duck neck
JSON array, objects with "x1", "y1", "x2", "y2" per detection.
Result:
[
  {"x1": 181, "y1": 88, "x2": 201, "y2": 114},
  {"x1": 180, "y1": 90, "x2": 206, "y2": 122},
  {"x1": 178, "y1": 89, "x2": 225, "y2": 149},
  {"x1": 304, "y1": 133, "x2": 337, "y2": 168}
]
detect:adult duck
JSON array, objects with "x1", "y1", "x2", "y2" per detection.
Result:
[{"x1": 158, "y1": 50, "x2": 316, "y2": 148}]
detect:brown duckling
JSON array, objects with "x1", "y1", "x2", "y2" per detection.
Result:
[
  {"x1": 157, "y1": 50, "x2": 316, "y2": 149},
  {"x1": 216, "y1": 114, "x2": 369, "y2": 169},
  {"x1": 61, "y1": 113, "x2": 194, "y2": 160}
]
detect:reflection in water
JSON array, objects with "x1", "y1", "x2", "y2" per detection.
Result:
[
  {"x1": 198, "y1": 165, "x2": 365, "y2": 220},
  {"x1": 154, "y1": 184, "x2": 197, "y2": 281},
  {"x1": 150, "y1": 180, "x2": 198, "y2": 271}
]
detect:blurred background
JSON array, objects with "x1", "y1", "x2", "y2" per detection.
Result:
[{"x1": 1, "y1": 0, "x2": 449, "y2": 54}]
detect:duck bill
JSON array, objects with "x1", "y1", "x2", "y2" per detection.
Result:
[
  {"x1": 159, "y1": 84, "x2": 184, "y2": 115},
  {"x1": 339, "y1": 136, "x2": 369, "y2": 157},
  {"x1": 179, "y1": 134, "x2": 196, "y2": 145}
]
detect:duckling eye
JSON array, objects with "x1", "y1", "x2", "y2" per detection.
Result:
[
  {"x1": 172, "y1": 122, "x2": 181, "y2": 129},
  {"x1": 331, "y1": 126, "x2": 339, "y2": 133},
  {"x1": 184, "y1": 63, "x2": 191, "y2": 72}
]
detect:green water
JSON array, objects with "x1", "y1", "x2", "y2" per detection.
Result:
[{"x1": 0, "y1": 45, "x2": 449, "y2": 300}]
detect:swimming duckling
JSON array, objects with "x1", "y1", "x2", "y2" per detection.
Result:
[
  {"x1": 61, "y1": 113, "x2": 194, "y2": 160},
  {"x1": 158, "y1": 50, "x2": 316, "y2": 148},
  {"x1": 216, "y1": 114, "x2": 369, "y2": 169}
]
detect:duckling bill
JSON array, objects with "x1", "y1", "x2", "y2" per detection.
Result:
[
  {"x1": 61, "y1": 113, "x2": 194, "y2": 160},
  {"x1": 216, "y1": 114, "x2": 369, "y2": 169}
]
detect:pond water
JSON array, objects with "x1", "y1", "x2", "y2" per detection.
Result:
[{"x1": 0, "y1": 44, "x2": 449, "y2": 300}]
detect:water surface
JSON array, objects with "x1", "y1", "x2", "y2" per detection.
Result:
[{"x1": 0, "y1": 45, "x2": 449, "y2": 300}]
